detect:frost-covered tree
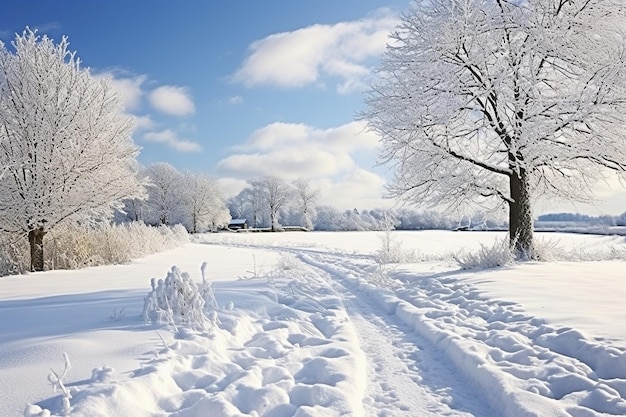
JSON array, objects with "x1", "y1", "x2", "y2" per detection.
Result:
[
  {"x1": 259, "y1": 176, "x2": 292, "y2": 231},
  {"x1": 244, "y1": 176, "x2": 291, "y2": 231},
  {"x1": 0, "y1": 29, "x2": 144, "y2": 271},
  {"x1": 228, "y1": 184, "x2": 265, "y2": 227},
  {"x1": 292, "y1": 178, "x2": 319, "y2": 230},
  {"x1": 314, "y1": 205, "x2": 342, "y2": 231},
  {"x1": 116, "y1": 197, "x2": 146, "y2": 223},
  {"x1": 364, "y1": 0, "x2": 626, "y2": 258},
  {"x1": 144, "y1": 163, "x2": 184, "y2": 226},
  {"x1": 180, "y1": 171, "x2": 230, "y2": 233}
]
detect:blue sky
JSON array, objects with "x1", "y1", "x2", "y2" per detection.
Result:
[{"x1": 2, "y1": 0, "x2": 625, "y2": 214}]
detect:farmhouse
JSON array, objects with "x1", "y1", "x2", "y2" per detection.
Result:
[{"x1": 228, "y1": 218, "x2": 248, "y2": 230}]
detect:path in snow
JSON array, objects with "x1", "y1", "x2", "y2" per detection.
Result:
[
  {"x1": 292, "y1": 247, "x2": 626, "y2": 417},
  {"x1": 292, "y1": 249, "x2": 488, "y2": 417}
]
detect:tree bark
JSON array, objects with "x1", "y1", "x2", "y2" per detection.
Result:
[
  {"x1": 270, "y1": 211, "x2": 276, "y2": 232},
  {"x1": 508, "y1": 169, "x2": 535, "y2": 259},
  {"x1": 28, "y1": 227, "x2": 46, "y2": 272}
]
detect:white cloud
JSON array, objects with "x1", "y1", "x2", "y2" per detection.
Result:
[
  {"x1": 232, "y1": 9, "x2": 399, "y2": 93},
  {"x1": 215, "y1": 120, "x2": 388, "y2": 209},
  {"x1": 108, "y1": 74, "x2": 147, "y2": 111},
  {"x1": 133, "y1": 115, "x2": 155, "y2": 131},
  {"x1": 217, "y1": 148, "x2": 355, "y2": 180},
  {"x1": 149, "y1": 85, "x2": 196, "y2": 116},
  {"x1": 228, "y1": 96, "x2": 243, "y2": 105},
  {"x1": 217, "y1": 120, "x2": 379, "y2": 180},
  {"x1": 216, "y1": 177, "x2": 248, "y2": 199},
  {"x1": 243, "y1": 122, "x2": 310, "y2": 150},
  {"x1": 94, "y1": 71, "x2": 147, "y2": 111},
  {"x1": 143, "y1": 129, "x2": 202, "y2": 153},
  {"x1": 242, "y1": 120, "x2": 378, "y2": 152},
  {"x1": 316, "y1": 168, "x2": 392, "y2": 210}
]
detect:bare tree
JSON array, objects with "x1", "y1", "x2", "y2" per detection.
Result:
[
  {"x1": 292, "y1": 178, "x2": 319, "y2": 230},
  {"x1": 227, "y1": 193, "x2": 246, "y2": 220},
  {"x1": 181, "y1": 171, "x2": 230, "y2": 233},
  {"x1": 0, "y1": 29, "x2": 145, "y2": 271},
  {"x1": 232, "y1": 184, "x2": 266, "y2": 228},
  {"x1": 144, "y1": 163, "x2": 184, "y2": 226},
  {"x1": 265, "y1": 176, "x2": 292, "y2": 232},
  {"x1": 363, "y1": 0, "x2": 626, "y2": 258},
  {"x1": 250, "y1": 176, "x2": 291, "y2": 231}
]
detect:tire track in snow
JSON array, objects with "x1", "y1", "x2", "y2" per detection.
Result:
[
  {"x1": 294, "y1": 248, "x2": 626, "y2": 417},
  {"x1": 292, "y1": 249, "x2": 490, "y2": 417}
]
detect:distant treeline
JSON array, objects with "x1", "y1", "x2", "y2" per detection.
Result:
[{"x1": 537, "y1": 212, "x2": 626, "y2": 226}]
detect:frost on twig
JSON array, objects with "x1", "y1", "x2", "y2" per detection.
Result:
[
  {"x1": 46, "y1": 352, "x2": 72, "y2": 415},
  {"x1": 47, "y1": 352, "x2": 71, "y2": 398},
  {"x1": 200, "y1": 261, "x2": 219, "y2": 310}
]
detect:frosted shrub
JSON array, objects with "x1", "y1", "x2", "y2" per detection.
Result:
[
  {"x1": 366, "y1": 264, "x2": 395, "y2": 288},
  {"x1": 0, "y1": 232, "x2": 29, "y2": 275},
  {"x1": 143, "y1": 265, "x2": 208, "y2": 329},
  {"x1": 0, "y1": 222, "x2": 190, "y2": 276},
  {"x1": 455, "y1": 238, "x2": 514, "y2": 270},
  {"x1": 533, "y1": 237, "x2": 626, "y2": 262},
  {"x1": 374, "y1": 231, "x2": 416, "y2": 264},
  {"x1": 46, "y1": 226, "x2": 103, "y2": 270}
]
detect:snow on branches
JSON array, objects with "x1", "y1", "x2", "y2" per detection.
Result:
[
  {"x1": 363, "y1": 0, "x2": 626, "y2": 257},
  {"x1": 143, "y1": 264, "x2": 219, "y2": 331},
  {"x1": 0, "y1": 28, "x2": 145, "y2": 271}
]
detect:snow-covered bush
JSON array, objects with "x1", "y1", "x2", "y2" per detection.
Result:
[
  {"x1": 0, "y1": 233, "x2": 29, "y2": 276},
  {"x1": 143, "y1": 265, "x2": 214, "y2": 330},
  {"x1": 0, "y1": 222, "x2": 190, "y2": 276},
  {"x1": 45, "y1": 222, "x2": 190, "y2": 271},
  {"x1": 373, "y1": 231, "x2": 416, "y2": 264},
  {"x1": 455, "y1": 238, "x2": 514, "y2": 270},
  {"x1": 366, "y1": 264, "x2": 395, "y2": 288},
  {"x1": 532, "y1": 237, "x2": 626, "y2": 262}
]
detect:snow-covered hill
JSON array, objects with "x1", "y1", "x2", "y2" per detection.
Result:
[{"x1": 1, "y1": 231, "x2": 625, "y2": 416}]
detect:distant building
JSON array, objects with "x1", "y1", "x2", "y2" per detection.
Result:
[{"x1": 228, "y1": 218, "x2": 248, "y2": 230}]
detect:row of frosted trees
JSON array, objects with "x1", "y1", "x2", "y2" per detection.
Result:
[
  {"x1": 228, "y1": 176, "x2": 318, "y2": 231},
  {"x1": 226, "y1": 175, "x2": 506, "y2": 232},
  {"x1": 119, "y1": 162, "x2": 230, "y2": 233}
]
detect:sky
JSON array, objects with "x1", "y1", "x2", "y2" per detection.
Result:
[{"x1": 1, "y1": 0, "x2": 626, "y2": 215}]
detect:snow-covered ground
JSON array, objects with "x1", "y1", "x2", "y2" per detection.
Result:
[{"x1": 1, "y1": 230, "x2": 625, "y2": 416}]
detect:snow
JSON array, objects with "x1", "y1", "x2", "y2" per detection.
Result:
[{"x1": 1, "y1": 230, "x2": 625, "y2": 416}]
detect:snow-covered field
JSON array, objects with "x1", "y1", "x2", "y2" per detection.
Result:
[{"x1": 1, "y1": 230, "x2": 625, "y2": 417}]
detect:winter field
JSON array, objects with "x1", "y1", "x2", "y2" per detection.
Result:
[{"x1": 1, "y1": 230, "x2": 626, "y2": 417}]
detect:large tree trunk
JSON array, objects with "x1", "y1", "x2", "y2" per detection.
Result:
[
  {"x1": 508, "y1": 170, "x2": 535, "y2": 259},
  {"x1": 270, "y1": 211, "x2": 276, "y2": 232},
  {"x1": 28, "y1": 227, "x2": 46, "y2": 272}
]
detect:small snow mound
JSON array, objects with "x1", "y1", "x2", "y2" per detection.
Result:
[
  {"x1": 24, "y1": 405, "x2": 51, "y2": 417},
  {"x1": 295, "y1": 357, "x2": 346, "y2": 386},
  {"x1": 91, "y1": 365, "x2": 115, "y2": 383}
]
